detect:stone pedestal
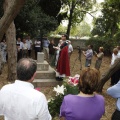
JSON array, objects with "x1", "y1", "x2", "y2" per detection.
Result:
[{"x1": 33, "y1": 52, "x2": 62, "y2": 87}]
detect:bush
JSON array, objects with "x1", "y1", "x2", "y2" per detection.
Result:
[{"x1": 86, "y1": 37, "x2": 118, "y2": 55}]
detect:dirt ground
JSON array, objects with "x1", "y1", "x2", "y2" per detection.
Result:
[{"x1": 0, "y1": 49, "x2": 115, "y2": 120}]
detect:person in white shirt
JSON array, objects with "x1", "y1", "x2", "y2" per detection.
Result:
[
  {"x1": 0, "y1": 58, "x2": 51, "y2": 120},
  {"x1": 110, "y1": 48, "x2": 119, "y2": 85},
  {"x1": 67, "y1": 40, "x2": 73, "y2": 59},
  {"x1": 26, "y1": 36, "x2": 33, "y2": 57},
  {"x1": 117, "y1": 46, "x2": 120, "y2": 58},
  {"x1": 54, "y1": 39, "x2": 63, "y2": 66},
  {"x1": 34, "y1": 39, "x2": 41, "y2": 60},
  {"x1": 22, "y1": 38, "x2": 28, "y2": 58},
  {"x1": 16, "y1": 37, "x2": 23, "y2": 61}
]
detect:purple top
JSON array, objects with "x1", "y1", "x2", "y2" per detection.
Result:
[{"x1": 60, "y1": 94, "x2": 105, "y2": 120}]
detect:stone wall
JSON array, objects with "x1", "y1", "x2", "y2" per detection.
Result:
[{"x1": 49, "y1": 37, "x2": 88, "y2": 49}]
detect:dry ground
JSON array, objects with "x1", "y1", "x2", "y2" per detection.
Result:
[{"x1": 0, "y1": 49, "x2": 115, "y2": 120}]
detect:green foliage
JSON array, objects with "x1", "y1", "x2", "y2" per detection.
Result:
[
  {"x1": 60, "y1": 0, "x2": 95, "y2": 38},
  {"x1": 64, "y1": 82, "x2": 79, "y2": 95},
  {"x1": 86, "y1": 37, "x2": 118, "y2": 55},
  {"x1": 114, "y1": 30, "x2": 120, "y2": 43},
  {"x1": 48, "y1": 94, "x2": 64, "y2": 118},
  {"x1": 70, "y1": 21, "x2": 91, "y2": 37},
  {"x1": 39, "y1": 0, "x2": 61, "y2": 18},
  {"x1": 15, "y1": 0, "x2": 59, "y2": 37},
  {"x1": 49, "y1": 24, "x2": 67, "y2": 36},
  {"x1": 92, "y1": 1, "x2": 120, "y2": 37}
]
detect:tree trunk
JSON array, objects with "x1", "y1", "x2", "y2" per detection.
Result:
[
  {"x1": 0, "y1": 51, "x2": 3, "y2": 74},
  {"x1": 96, "y1": 58, "x2": 120, "y2": 92},
  {"x1": 0, "y1": 0, "x2": 26, "y2": 41},
  {"x1": 6, "y1": 22, "x2": 17, "y2": 81},
  {"x1": 66, "y1": 3, "x2": 74, "y2": 39},
  {"x1": 4, "y1": 0, "x2": 18, "y2": 81},
  {"x1": 0, "y1": 0, "x2": 26, "y2": 76}
]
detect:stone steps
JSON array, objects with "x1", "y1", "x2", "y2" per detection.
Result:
[
  {"x1": 37, "y1": 61, "x2": 49, "y2": 71},
  {"x1": 33, "y1": 79, "x2": 63, "y2": 87},
  {"x1": 34, "y1": 52, "x2": 61, "y2": 87},
  {"x1": 35, "y1": 66, "x2": 56, "y2": 79}
]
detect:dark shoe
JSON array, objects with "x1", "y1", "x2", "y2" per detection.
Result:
[
  {"x1": 58, "y1": 77, "x2": 64, "y2": 81},
  {"x1": 56, "y1": 77, "x2": 60, "y2": 81}
]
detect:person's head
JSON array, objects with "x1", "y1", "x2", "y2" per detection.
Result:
[
  {"x1": 113, "y1": 48, "x2": 118, "y2": 55},
  {"x1": 117, "y1": 46, "x2": 120, "y2": 50},
  {"x1": 27, "y1": 36, "x2": 30, "y2": 40},
  {"x1": 88, "y1": 45, "x2": 93, "y2": 49},
  {"x1": 99, "y1": 47, "x2": 104, "y2": 52},
  {"x1": 17, "y1": 58, "x2": 37, "y2": 82},
  {"x1": 50, "y1": 39, "x2": 54, "y2": 44},
  {"x1": 79, "y1": 67, "x2": 100, "y2": 94},
  {"x1": 22, "y1": 38, "x2": 26, "y2": 43},
  {"x1": 37, "y1": 38, "x2": 40, "y2": 41},
  {"x1": 59, "y1": 39, "x2": 63, "y2": 44},
  {"x1": 17, "y1": 37, "x2": 21, "y2": 42},
  {"x1": 1, "y1": 38, "x2": 6, "y2": 43},
  {"x1": 61, "y1": 34, "x2": 68, "y2": 41}
]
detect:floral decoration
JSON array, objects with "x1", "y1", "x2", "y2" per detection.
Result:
[{"x1": 48, "y1": 74, "x2": 80, "y2": 118}]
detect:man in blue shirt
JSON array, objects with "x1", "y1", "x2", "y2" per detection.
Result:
[
  {"x1": 82, "y1": 45, "x2": 93, "y2": 67},
  {"x1": 107, "y1": 80, "x2": 120, "y2": 119}
]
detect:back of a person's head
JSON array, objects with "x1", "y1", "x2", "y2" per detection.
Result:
[
  {"x1": 17, "y1": 58, "x2": 37, "y2": 81},
  {"x1": 79, "y1": 67, "x2": 100, "y2": 94},
  {"x1": 99, "y1": 47, "x2": 104, "y2": 52},
  {"x1": 113, "y1": 48, "x2": 118, "y2": 55},
  {"x1": 117, "y1": 46, "x2": 120, "y2": 50},
  {"x1": 90, "y1": 45, "x2": 93, "y2": 49}
]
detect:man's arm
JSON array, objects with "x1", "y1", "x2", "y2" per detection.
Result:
[{"x1": 107, "y1": 82, "x2": 120, "y2": 98}]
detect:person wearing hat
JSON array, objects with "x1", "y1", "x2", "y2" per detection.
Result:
[{"x1": 56, "y1": 34, "x2": 71, "y2": 81}]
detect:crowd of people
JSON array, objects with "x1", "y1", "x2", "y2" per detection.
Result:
[{"x1": 1, "y1": 34, "x2": 120, "y2": 120}]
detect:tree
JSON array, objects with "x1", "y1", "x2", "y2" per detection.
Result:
[
  {"x1": 0, "y1": 0, "x2": 26, "y2": 41},
  {"x1": 39, "y1": 0, "x2": 61, "y2": 18},
  {"x1": 4, "y1": 0, "x2": 17, "y2": 81},
  {"x1": 15, "y1": 0, "x2": 59, "y2": 37},
  {"x1": 61, "y1": 0, "x2": 95, "y2": 39},
  {"x1": 0, "y1": 0, "x2": 26, "y2": 77},
  {"x1": 70, "y1": 21, "x2": 91, "y2": 37},
  {"x1": 97, "y1": 58, "x2": 120, "y2": 92},
  {"x1": 92, "y1": 2, "x2": 120, "y2": 37}
]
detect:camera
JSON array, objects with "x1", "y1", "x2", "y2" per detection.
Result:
[{"x1": 77, "y1": 46, "x2": 81, "y2": 53}]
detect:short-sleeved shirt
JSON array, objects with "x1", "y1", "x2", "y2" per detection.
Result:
[
  {"x1": 0, "y1": 80, "x2": 51, "y2": 120},
  {"x1": 111, "y1": 53, "x2": 118, "y2": 66},
  {"x1": 43, "y1": 39, "x2": 50, "y2": 47},
  {"x1": 68, "y1": 44, "x2": 73, "y2": 53},
  {"x1": 34, "y1": 40, "x2": 41, "y2": 47},
  {"x1": 97, "y1": 52, "x2": 104, "y2": 60},
  {"x1": 22, "y1": 43, "x2": 28, "y2": 50},
  {"x1": 60, "y1": 94, "x2": 105, "y2": 120},
  {"x1": 86, "y1": 49, "x2": 93, "y2": 60},
  {"x1": 26, "y1": 40, "x2": 32, "y2": 50}
]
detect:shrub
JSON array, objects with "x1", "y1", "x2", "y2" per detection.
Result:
[{"x1": 86, "y1": 37, "x2": 118, "y2": 55}]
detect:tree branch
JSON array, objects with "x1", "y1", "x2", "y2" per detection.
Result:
[{"x1": 0, "y1": 0, "x2": 26, "y2": 41}]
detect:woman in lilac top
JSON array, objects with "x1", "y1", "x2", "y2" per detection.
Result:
[{"x1": 60, "y1": 67, "x2": 105, "y2": 120}]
